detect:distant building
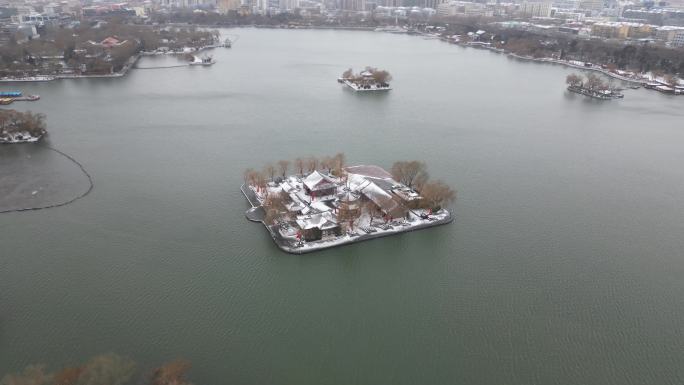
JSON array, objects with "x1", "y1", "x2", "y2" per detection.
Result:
[
  {"x1": 553, "y1": 0, "x2": 579, "y2": 8},
  {"x1": 554, "y1": 10, "x2": 585, "y2": 20},
  {"x1": 437, "y1": 0, "x2": 492, "y2": 16},
  {"x1": 423, "y1": 0, "x2": 445, "y2": 9},
  {"x1": 520, "y1": 1, "x2": 552, "y2": 17},
  {"x1": 656, "y1": 25, "x2": 684, "y2": 45},
  {"x1": 578, "y1": 0, "x2": 602, "y2": 11},
  {"x1": 340, "y1": 0, "x2": 366, "y2": 11},
  {"x1": 279, "y1": 0, "x2": 299, "y2": 11},
  {"x1": 218, "y1": 0, "x2": 242, "y2": 13},
  {"x1": 590, "y1": 21, "x2": 653, "y2": 39},
  {"x1": 376, "y1": 0, "x2": 403, "y2": 6},
  {"x1": 591, "y1": 21, "x2": 629, "y2": 38}
]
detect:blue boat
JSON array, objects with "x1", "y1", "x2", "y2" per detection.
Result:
[{"x1": 0, "y1": 91, "x2": 22, "y2": 97}]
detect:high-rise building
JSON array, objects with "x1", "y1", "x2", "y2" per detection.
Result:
[
  {"x1": 656, "y1": 25, "x2": 684, "y2": 45},
  {"x1": 519, "y1": 1, "x2": 552, "y2": 17},
  {"x1": 578, "y1": 0, "x2": 603, "y2": 11},
  {"x1": 340, "y1": 0, "x2": 366, "y2": 11},
  {"x1": 279, "y1": 0, "x2": 298, "y2": 11},
  {"x1": 218, "y1": 0, "x2": 241, "y2": 13}
]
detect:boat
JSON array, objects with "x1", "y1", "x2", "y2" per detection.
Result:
[
  {"x1": 0, "y1": 98, "x2": 14, "y2": 105},
  {"x1": 0, "y1": 91, "x2": 21, "y2": 97},
  {"x1": 190, "y1": 55, "x2": 215, "y2": 66},
  {"x1": 12, "y1": 94, "x2": 40, "y2": 102}
]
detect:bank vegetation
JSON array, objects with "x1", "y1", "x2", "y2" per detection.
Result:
[{"x1": 0, "y1": 354, "x2": 197, "y2": 385}]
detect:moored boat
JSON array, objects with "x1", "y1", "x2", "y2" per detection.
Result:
[
  {"x1": 189, "y1": 55, "x2": 215, "y2": 66},
  {"x1": 0, "y1": 91, "x2": 21, "y2": 97}
]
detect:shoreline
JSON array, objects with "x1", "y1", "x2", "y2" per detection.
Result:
[
  {"x1": 503, "y1": 51, "x2": 645, "y2": 85},
  {"x1": 1, "y1": 26, "x2": 672, "y2": 89},
  {"x1": 0, "y1": 43, "x2": 223, "y2": 83}
]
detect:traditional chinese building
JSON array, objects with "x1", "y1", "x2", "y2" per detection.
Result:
[{"x1": 302, "y1": 170, "x2": 337, "y2": 198}]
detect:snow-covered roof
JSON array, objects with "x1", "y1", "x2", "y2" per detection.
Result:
[
  {"x1": 311, "y1": 201, "x2": 332, "y2": 212},
  {"x1": 347, "y1": 173, "x2": 406, "y2": 218},
  {"x1": 296, "y1": 212, "x2": 338, "y2": 230},
  {"x1": 303, "y1": 170, "x2": 336, "y2": 191},
  {"x1": 345, "y1": 165, "x2": 394, "y2": 180}
]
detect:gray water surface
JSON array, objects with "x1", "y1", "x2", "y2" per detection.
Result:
[{"x1": 1, "y1": 28, "x2": 684, "y2": 385}]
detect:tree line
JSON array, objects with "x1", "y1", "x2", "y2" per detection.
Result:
[
  {"x1": 0, "y1": 110, "x2": 46, "y2": 138},
  {"x1": 243, "y1": 153, "x2": 347, "y2": 192},
  {"x1": 390, "y1": 160, "x2": 456, "y2": 211},
  {"x1": 1, "y1": 354, "x2": 195, "y2": 385},
  {"x1": 429, "y1": 16, "x2": 684, "y2": 76},
  {"x1": 341, "y1": 67, "x2": 392, "y2": 84}
]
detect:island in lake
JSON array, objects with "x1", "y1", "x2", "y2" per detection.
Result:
[
  {"x1": 0, "y1": 109, "x2": 46, "y2": 143},
  {"x1": 242, "y1": 156, "x2": 454, "y2": 254},
  {"x1": 566, "y1": 73, "x2": 624, "y2": 100},
  {"x1": 338, "y1": 67, "x2": 392, "y2": 92}
]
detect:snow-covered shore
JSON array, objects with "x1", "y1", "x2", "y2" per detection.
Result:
[
  {"x1": 241, "y1": 172, "x2": 454, "y2": 255},
  {"x1": 0, "y1": 131, "x2": 44, "y2": 144},
  {"x1": 274, "y1": 209, "x2": 453, "y2": 254},
  {"x1": 342, "y1": 79, "x2": 392, "y2": 92}
]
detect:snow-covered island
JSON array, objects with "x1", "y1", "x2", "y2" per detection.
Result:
[
  {"x1": 566, "y1": 73, "x2": 624, "y2": 100},
  {"x1": 242, "y1": 156, "x2": 455, "y2": 254},
  {"x1": 338, "y1": 67, "x2": 392, "y2": 92},
  {"x1": 0, "y1": 110, "x2": 46, "y2": 144}
]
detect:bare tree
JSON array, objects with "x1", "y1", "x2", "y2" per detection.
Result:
[
  {"x1": 320, "y1": 156, "x2": 333, "y2": 173},
  {"x1": 664, "y1": 74, "x2": 679, "y2": 88},
  {"x1": 149, "y1": 359, "x2": 192, "y2": 385},
  {"x1": 341, "y1": 68, "x2": 353, "y2": 79},
  {"x1": 76, "y1": 353, "x2": 136, "y2": 385},
  {"x1": 391, "y1": 161, "x2": 429, "y2": 189},
  {"x1": 419, "y1": 180, "x2": 456, "y2": 210},
  {"x1": 263, "y1": 208, "x2": 282, "y2": 226},
  {"x1": 243, "y1": 168, "x2": 255, "y2": 185},
  {"x1": 0, "y1": 365, "x2": 51, "y2": 385},
  {"x1": 255, "y1": 172, "x2": 267, "y2": 193},
  {"x1": 306, "y1": 156, "x2": 318, "y2": 173},
  {"x1": 263, "y1": 162, "x2": 276, "y2": 181},
  {"x1": 332, "y1": 152, "x2": 346, "y2": 176},
  {"x1": 277, "y1": 159, "x2": 290, "y2": 177},
  {"x1": 53, "y1": 366, "x2": 84, "y2": 385},
  {"x1": 263, "y1": 191, "x2": 288, "y2": 225},
  {"x1": 566, "y1": 73, "x2": 582, "y2": 87},
  {"x1": 585, "y1": 73, "x2": 606, "y2": 90},
  {"x1": 371, "y1": 69, "x2": 392, "y2": 84},
  {"x1": 294, "y1": 157, "x2": 305, "y2": 175},
  {"x1": 0, "y1": 110, "x2": 46, "y2": 138}
]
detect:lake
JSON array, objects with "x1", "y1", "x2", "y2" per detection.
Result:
[{"x1": 2, "y1": 28, "x2": 684, "y2": 385}]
